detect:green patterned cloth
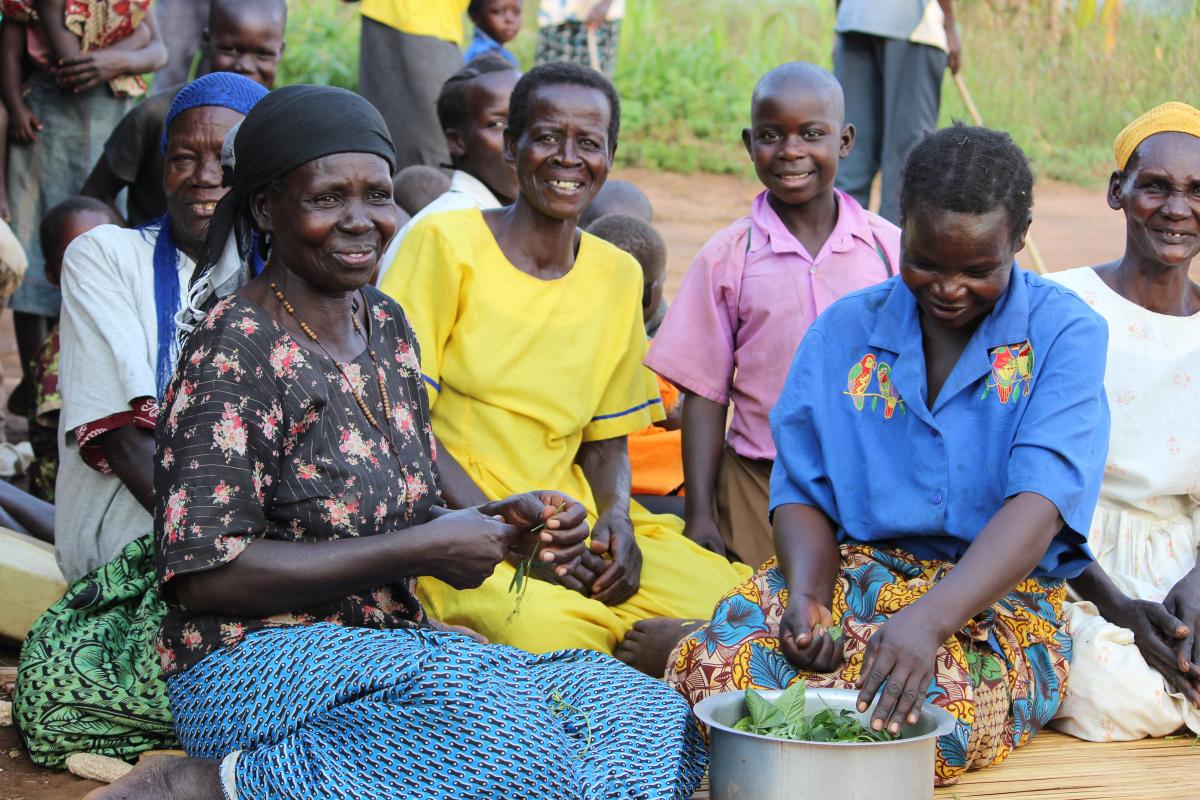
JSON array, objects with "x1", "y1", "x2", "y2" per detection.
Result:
[{"x1": 14, "y1": 534, "x2": 176, "y2": 768}]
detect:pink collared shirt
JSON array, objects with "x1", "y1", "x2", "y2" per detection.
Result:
[{"x1": 645, "y1": 189, "x2": 900, "y2": 461}]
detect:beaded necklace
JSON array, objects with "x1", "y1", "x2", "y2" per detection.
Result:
[{"x1": 271, "y1": 281, "x2": 399, "y2": 453}]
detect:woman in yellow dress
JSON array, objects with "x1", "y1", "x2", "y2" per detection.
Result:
[{"x1": 382, "y1": 63, "x2": 749, "y2": 673}]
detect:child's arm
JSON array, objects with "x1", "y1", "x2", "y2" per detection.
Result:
[
  {"x1": 681, "y1": 393, "x2": 729, "y2": 556},
  {"x1": 36, "y1": 0, "x2": 167, "y2": 92},
  {"x1": 939, "y1": 0, "x2": 961, "y2": 74},
  {"x1": 0, "y1": 19, "x2": 40, "y2": 144},
  {"x1": 31, "y1": 0, "x2": 81, "y2": 62},
  {"x1": 585, "y1": 0, "x2": 613, "y2": 28}
]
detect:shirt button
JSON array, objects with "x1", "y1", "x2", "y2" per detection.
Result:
[{"x1": 932, "y1": 492, "x2": 943, "y2": 505}]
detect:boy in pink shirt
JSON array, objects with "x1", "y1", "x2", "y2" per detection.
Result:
[{"x1": 645, "y1": 62, "x2": 900, "y2": 568}]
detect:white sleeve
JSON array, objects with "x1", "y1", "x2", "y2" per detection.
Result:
[{"x1": 58, "y1": 227, "x2": 158, "y2": 433}]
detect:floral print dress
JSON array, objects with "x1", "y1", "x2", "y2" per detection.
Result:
[{"x1": 154, "y1": 287, "x2": 441, "y2": 677}]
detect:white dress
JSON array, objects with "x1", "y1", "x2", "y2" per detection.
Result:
[{"x1": 1049, "y1": 266, "x2": 1200, "y2": 741}]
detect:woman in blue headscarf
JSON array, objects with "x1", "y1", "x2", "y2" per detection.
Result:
[
  {"x1": 52, "y1": 71, "x2": 268, "y2": 583},
  {"x1": 13, "y1": 71, "x2": 267, "y2": 771}
]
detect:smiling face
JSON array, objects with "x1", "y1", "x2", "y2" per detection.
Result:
[
  {"x1": 447, "y1": 69, "x2": 520, "y2": 203},
  {"x1": 472, "y1": 0, "x2": 522, "y2": 44},
  {"x1": 203, "y1": 2, "x2": 286, "y2": 88},
  {"x1": 252, "y1": 152, "x2": 399, "y2": 293},
  {"x1": 1110, "y1": 132, "x2": 1200, "y2": 270},
  {"x1": 164, "y1": 105, "x2": 244, "y2": 260},
  {"x1": 900, "y1": 205, "x2": 1025, "y2": 331},
  {"x1": 506, "y1": 82, "x2": 614, "y2": 222},
  {"x1": 742, "y1": 82, "x2": 852, "y2": 207}
]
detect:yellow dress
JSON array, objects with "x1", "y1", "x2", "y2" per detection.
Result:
[
  {"x1": 381, "y1": 209, "x2": 750, "y2": 654},
  {"x1": 359, "y1": 0, "x2": 469, "y2": 42}
]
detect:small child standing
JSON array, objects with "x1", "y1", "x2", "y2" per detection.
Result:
[
  {"x1": 465, "y1": 0, "x2": 521, "y2": 67},
  {"x1": 646, "y1": 63, "x2": 900, "y2": 568},
  {"x1": 587, "y1": 212, "x2": 684, "y2": 517},
  {"x1": 1, "y1": 0, "x2": 163, "y2": 417},
  {"x1": 25, "y1": 196, "x2": 122, "y2": 501}
]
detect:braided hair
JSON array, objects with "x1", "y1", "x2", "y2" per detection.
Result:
[
  {"x1": 899, "y1": 123, "x2": 1034, "y2": 245},
  {"x1": 437, "y1": 54, "x2": 518, "y2": 134}
]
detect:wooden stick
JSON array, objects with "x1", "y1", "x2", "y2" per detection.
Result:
[
  {"x1": 951, "y1": 72, "x2": 1048, "y2": 275},
  {"x1": 586, "y1": 27, "x2": 602, "y2": 72}
]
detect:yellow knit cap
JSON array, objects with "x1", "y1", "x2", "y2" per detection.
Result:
[{"x1": 1113, "y1": 102, "x2": 1200, "y2": 170}]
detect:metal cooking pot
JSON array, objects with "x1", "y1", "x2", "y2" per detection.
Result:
[{"x1": 693, "y1": 687, "x2": 957, "y2": 800}]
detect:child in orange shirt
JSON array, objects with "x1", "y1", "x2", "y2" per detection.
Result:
[{"x1": 587, "y1": 212, "x2": 684, "y2": 517}]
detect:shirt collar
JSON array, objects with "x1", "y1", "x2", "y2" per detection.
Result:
[
  {"x1": 868, "y1": 264, "x2": 1031, "y2": 416},
  {"x1": 473, "y1": 28, "x2": 500, "y2": 47},
  {"x1": 747, "y1": 188, "x2": 877, "y2": 259},
  {"x1": 449, "y1": 170, "x2": 501, "y2": 207},
  {"x1": 975, "y1": 263, "x2": 1030, "y2": 349}
]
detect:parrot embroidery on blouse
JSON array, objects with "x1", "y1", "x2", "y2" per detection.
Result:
[
  {"x1": 844, "y1": 354, "x2": 904, "y2": 418},
  {"x1": 876, "y1": 363, "x2": 902, "y2": 419},
  {"x1": 982, "y1": 340, "x2": 1034, "y2": 404},
  {"x1": 846, "y1": 353, "x2": 877, "y2": 411},
  {"x1": 1015, "y1": 340, "x2": 1034, "y2": 392}
]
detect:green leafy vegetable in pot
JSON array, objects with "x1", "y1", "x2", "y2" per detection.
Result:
[{"x1": 732, "y1": 681, "x2": 898, "y2": 744}]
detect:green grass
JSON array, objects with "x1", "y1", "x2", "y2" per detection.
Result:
[
  {"x1": 278, "y1": 0, "x2": 1197, "y2": 185},
  {"x1": 275, "y1": 0, "x2": 360, "y2": 90}
]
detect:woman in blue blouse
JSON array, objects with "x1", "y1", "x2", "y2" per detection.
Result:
[{"x1": 666, "y1": 125, "x2": 1110, "y2": 787}]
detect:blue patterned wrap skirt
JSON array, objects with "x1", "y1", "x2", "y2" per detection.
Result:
[{"x1": 167, "y1": 623, "x2": 706, "y2": 799}]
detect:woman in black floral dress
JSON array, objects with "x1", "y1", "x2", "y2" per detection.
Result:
[{"x1": 89, "y1": 85, "x2": 709, "y2": 800}]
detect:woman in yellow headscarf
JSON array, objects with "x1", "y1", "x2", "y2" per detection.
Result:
[
  {"x1": 1050, "y1": 102, "x2": 1200, "y2": 741},
  {"x1": 382, "y1": 63, "x2": 750, "y2": 676}
]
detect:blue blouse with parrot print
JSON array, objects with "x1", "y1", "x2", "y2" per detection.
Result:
[{"x1": 769, "y1": 266, "x2": 1110, "y2": 579}]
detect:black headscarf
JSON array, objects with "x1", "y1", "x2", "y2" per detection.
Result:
[{"x1": 187, "y1": 85, "x2": 396, "y2": 310}]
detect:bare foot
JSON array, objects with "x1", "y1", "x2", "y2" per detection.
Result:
[
  {"x1": 82, "y1": 755, "x2": 222, "y2": 800},
  {"x1": 615, "y1": 617, "x2": 704, "y2": 678}
]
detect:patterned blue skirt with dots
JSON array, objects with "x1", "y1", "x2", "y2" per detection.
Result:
[{"x1": 167, "y1": 623, "x2": 706, "y2": 799}]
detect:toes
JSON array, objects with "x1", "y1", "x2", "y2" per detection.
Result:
[{"x1": 613, "y1": 643, "x2": 637, "y2": 665}]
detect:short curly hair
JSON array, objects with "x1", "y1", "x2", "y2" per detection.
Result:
[
  {"x1": 587, "y1": 213, "x2": 667, "y2": 278},
  {"x1": 899, "y1": 123, "x2": 1034, "y2": 244},
  {"x1": 507, "y1": 62, "x2": 620, "y2": 152}
]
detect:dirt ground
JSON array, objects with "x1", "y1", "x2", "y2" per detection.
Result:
[{"x1": 0, "y1": 170, "x2": 1133, "y2": 799}]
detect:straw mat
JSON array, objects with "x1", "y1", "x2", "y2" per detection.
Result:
[{"x1": 691, "y1": 731, "x2": 1200, "y2": 799}]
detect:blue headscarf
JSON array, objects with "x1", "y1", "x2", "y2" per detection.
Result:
[{"x1": 149, "y1": 72, "x2": 268, "y2": 399}]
